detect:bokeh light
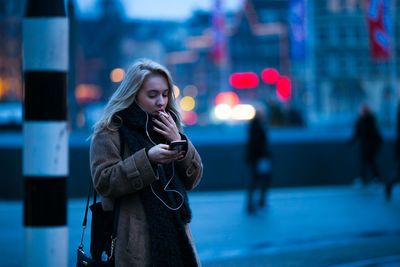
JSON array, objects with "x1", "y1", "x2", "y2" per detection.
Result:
[
  {"x1": 276, "y1": 76, "x2": 291, "y2": 102},
  {"x1": 180, "y1": 96, "x2": 195, "y2": 111},
  {"x1": 231, "y1": 104, "x2": 256, "y2": 120},
  {"x1": 173, "y1": 85, "x2": 180, "y2": 98},
  {"x1": 261, "y1": 68, "x2": 279, "y2": 84},
  {"x1": 182, "y1": 110, "x2": 198, "y2": 125},
  {"x1": 183, "y1": 85, "x2": 198, "y2": 97},
  {"x1": 229, "y1": 72, "x2": 259, "y2": 88},
  {"x1": 110, "y1": 68, "x2": 125, "y2": 83},
  {"x1": 215, "y1": 92, "x2": 239, "y2": 106},
  {"x1": 75, "y1": 84, "x2": 102, "y2": 103},
  {"x1": 214, "y1": 104, "x2": 232, "y2": 120}
]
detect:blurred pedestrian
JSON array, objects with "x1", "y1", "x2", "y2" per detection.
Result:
[
  {"x1": 90, "y1": 59, "x2": 203, "y2": 266},
  {"x1": 385, "y1": 106, "x2": 400, "y2": 201},
  {"x1": 351, "y1": 104, "x2": 382, "y2": 186},
  {"x1": 245, "y1": 104, "x2": 271, "y2": 214},
  {"x1": 269, "y1": 100, "x2": 284, "y2": 127}
]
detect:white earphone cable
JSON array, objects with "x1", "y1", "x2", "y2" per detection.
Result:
[{"x1": 142, "y1": 109, "x2": 184, "y2": 211}]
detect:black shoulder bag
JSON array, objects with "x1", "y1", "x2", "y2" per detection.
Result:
[{"x1": 77, "y1": 131, "x2": 124, "y2": 266}]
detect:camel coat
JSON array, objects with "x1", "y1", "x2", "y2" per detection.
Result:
[{"x1": 90, "y1": 129, "x2": 203, "y2": 266}]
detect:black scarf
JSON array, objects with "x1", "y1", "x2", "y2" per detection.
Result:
[{"x1": 118, "y1": 102, "x2": 198, "y2": 267}]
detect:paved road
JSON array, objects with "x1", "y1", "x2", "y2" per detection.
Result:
[{"x1": 1, "y1": 184, "x2": 399, "y2": 266}]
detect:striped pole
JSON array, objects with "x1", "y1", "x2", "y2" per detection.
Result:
[{"x1": 22, "y1": 0, "x2": 69, "y2": 266}]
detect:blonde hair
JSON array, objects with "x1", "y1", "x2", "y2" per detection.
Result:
[{"x1": 91, "y1": 58, "x2": 182, "y2": 137}]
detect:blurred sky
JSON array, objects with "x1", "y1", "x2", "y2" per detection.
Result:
[{"x1": 75, "y1": 0, "x2": 245, "y2": 20}]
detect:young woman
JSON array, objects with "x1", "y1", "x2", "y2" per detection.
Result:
[{"x1": 90, "y1": 59, "x2": 203, "y2": 266}]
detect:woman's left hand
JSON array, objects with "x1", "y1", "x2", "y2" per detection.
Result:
[{"x1": 152, "y1": 112, "x2": 181, "y2": 142}]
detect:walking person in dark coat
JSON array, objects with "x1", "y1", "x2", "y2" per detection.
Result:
[
  {"x1": 245, "y1": 105, "x2": 271, "y2": 214},
  {"x1": 351, "y1": 104, "x2": 382, "y2": 185},
  {"x1": 385, "y1": 106, "x2": 400, "y2": 200}
]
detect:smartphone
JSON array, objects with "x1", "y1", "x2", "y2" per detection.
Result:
[{"x1": 169, "y1": 140, "x2": 187, "y2": 150}]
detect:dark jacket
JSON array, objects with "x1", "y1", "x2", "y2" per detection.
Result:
[
  {"x1": 396, "y1": 109, "x2": 400, "y2": 159},
  {"x1": 351, "y1": 112, "x2": 382, "y2": 160},
  {"x1": 246, "y1": 117, "x2": 270, "y2": 163}
]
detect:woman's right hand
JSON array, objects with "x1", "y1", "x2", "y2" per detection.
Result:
[{"x1": 147, "y1": 144, "x2": 184, "y2": 164}]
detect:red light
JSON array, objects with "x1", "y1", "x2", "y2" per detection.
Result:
[
  {"x1": 215, "y1": 92, "x2": 239, "y2": 106},
  {"x1": 276, "y1": 76, "x2": 291, "y2": 102},
  {"x1": 261, "y1": 68, "x2": 279, "y2": 84},
  {"x1": 182, "y1": 111, "x2": 198, "y2": 125},
  {"x1": 229, "y1": 72, "x2": 259, "y2": 88}
]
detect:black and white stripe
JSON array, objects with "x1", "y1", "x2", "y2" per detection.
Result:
[{"x1": 23, "y1": 0, "x2": 69, "y2": 266}]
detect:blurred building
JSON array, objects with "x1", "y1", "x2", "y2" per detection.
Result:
[
  {"x1": 0, "y1": 0, "x2": 24, "y2": 102},
  {"x1": 230, "y1": 0, "x2": 289, "y2": 75},
  {"x1": 310, "y1": 0, "x2": 399, "y2": 127},
  {"x1": 70, "y1": 0, "x2": 189, "y2": 129},
  {"x1": 0, "y1": 1, "x2": 25, "y2": 129},
  {"x1": 1, "y1": 0, "x2": 399, "y2": 130},
  {"x1": 164, "y1": 0, "x2": 293, "y2": 127},
  {"x1": 229, "y1": 0, "x2": 292, "y2": 126}
]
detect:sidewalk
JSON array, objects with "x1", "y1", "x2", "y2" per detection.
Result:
[
  {"x1": 192, "y1": 185, "x2": 400, "y2": 266},
  {"x1": 1, "y1": 184, "x2": 400, "y2": 266}
]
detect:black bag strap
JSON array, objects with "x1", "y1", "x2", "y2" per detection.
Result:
[
  {"x1": 79, "y1": 129, "x2": 125, "y2": 250},
  {"x1": 80, "y1": 178, "x2": 92, "y2": 233}
]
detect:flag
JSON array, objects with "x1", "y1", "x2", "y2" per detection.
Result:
[
  {"x1": 289, "y1": 0, "x2": 307, "y2": 61},
  {"x1": 210, "y1": 0, "x2": 227, "y2": 65},
  {"x1": 365, "y1": 0, "x2": 392, "y2": 61}
]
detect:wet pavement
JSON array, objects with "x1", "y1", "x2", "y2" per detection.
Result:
[{"x1": 1, "y1": 184, "x2": 399, "y2": 266}]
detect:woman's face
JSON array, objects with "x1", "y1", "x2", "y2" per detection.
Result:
[{"x1": 136, "y1": 74, "x2": 169, "y2": 114}]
